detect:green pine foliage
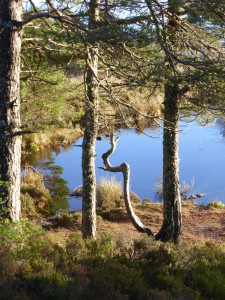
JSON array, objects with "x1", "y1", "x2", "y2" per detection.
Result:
[{"x1": 21, "y1": 19, "x2": 85, "y2": 131}]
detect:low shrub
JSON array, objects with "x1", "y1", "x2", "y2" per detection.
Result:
[
  {"x1": 1, "y1": 219, "x2": 225, "y2": 299},
  {"x1": 21, "y1": 165, "x2": 70, "y2": 217},
  {"x1": 54, "y1": 212, "x2": 81, "y2": 229},
  {"x1": 183, "y1": 242, "x2": 225, "y2": 299},
  {"x1": 20, "y1": 192, "x2": 37, "y2": 217}
]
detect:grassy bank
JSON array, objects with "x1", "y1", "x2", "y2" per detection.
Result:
[{"x1": 22, "y1": 126, "x2": 83, "y2": 154}]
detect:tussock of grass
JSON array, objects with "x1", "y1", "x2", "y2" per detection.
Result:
[
  {"x1": 207, "y1": 200, "x2": 224, "y2": 209},
  {"x1": 96, "y1": 178, "x2": 143, "y2": 213},
  {"x1": 96, "y1": 177, "x2": 124, "y2": 211},
  {"x1": 130, "y1": 191, "x2": 141, "y2": 203},
  {"x1": 99, "y1": 208, "x2": 130, "y2": 222}
]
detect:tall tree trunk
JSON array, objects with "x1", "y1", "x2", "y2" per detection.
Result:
[
  {"x1": 155, "y1": 0, "x2": 182, "y2": 242},
  {"x1": 0, "y1": 0, "x2": 22, "y2": 221},
  {"x1": 155, "y1": 81, "x2": 182, "y2": 242},
  {"x1": 82, "y1": 0, "x2": 100, "y2": 238}
]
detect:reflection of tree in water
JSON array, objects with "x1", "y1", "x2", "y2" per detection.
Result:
[
  {"x1": 22, "y1": 156, "x2": 70, "y2": 214},
  {"x1": 215, "y1": 117, "x2": 225, "y2": 137},
  {"x1": 21, "y1": 142, "x2": 74, "y2": 166},
  {"x1": 43, "y1": 159, "x2": 70, "y2": 213},
  {"x1": 22, "y1": 149, "x2": 53, "y2": 166}
]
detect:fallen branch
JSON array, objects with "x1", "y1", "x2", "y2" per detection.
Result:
[{"x1": 99, "y1": 133, "x2": 153, "y2": 236}]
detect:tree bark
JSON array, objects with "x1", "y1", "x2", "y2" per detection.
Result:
[
  {"x1": 155, "y1": 81, "x2": 182, "y2": 242},
  {"x1": 81, "y1": 0, "x2": 100, "y2": 238},
  {"x1": 0, "y1": 0, "x2": 22, "y2": 221},
  {"x1": 155, "y1": 0, "x2": 182, "y2": 243}
]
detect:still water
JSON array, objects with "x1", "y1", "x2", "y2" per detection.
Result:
[{"x1": 53, "y1": 118, "x2": 225, "y2": 210}]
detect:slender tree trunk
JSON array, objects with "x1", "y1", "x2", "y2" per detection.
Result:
[
  {"x1": 0, "y1": 0, "x2": 22, "y2": 221},
  {"x1": 82, "y1": 0, "x2": 100, "y2": 238},
  {"x1": 155, "y1": 0, "x2": 182, "y2": 242}
]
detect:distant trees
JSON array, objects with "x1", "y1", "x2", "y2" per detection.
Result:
[{"x1": 0, "y1": 0, "x2": 23, "y2": 220}]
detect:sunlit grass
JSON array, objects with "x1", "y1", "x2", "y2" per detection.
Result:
[{"x1": 96, "y1": 177, "x2": 124, "y2": 211}]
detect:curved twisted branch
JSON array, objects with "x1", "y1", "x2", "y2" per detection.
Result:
[{"x1": 99, "y1": 133, "x2": 153, "y2": 236}]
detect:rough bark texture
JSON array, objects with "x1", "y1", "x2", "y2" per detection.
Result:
[
  {"x1": 155, "y1": 82, "x2": 182, "y2": 242},
  {"x1": 155, "y1": 0, "x2": 182, "y2": 242},
  {"x1": 81, "y1": 0, "x2": 100, "y2": 238},
  {"x1": 100, "y1": 134, "x2": 153, "y2": 236},
  {"x1": 0, "y1": 0, "x2": 22, "y2": 221}
]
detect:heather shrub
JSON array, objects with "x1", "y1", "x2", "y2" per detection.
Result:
[
  {"x1": 0, "y1": 220, "x2": 225, "y2": 299},
  {"x1": 54, "y1": 212, "x2": 80, "y2": 229}
]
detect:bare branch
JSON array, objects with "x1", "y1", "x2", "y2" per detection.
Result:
[
  {"x1": 99, "y1": 133, "x2": 153, "y2": 236},
  {"x1": 20, "y1": 12, "x2": 55, "y2": 27},
  {"x1": 45, "y1": 0, "x2": 63, "y2": 17}
]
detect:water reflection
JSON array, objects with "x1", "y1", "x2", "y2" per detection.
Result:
[
  {"x1": 56, "y1": 120, "x2": 225, "y2": 207},
  {"x1": 28, "y1": 118, "x2": 225, "y2": 211}
]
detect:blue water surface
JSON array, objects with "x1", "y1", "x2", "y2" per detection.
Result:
[{"x1": 54, "y1": 119, "x2": 225, "y2": 210}]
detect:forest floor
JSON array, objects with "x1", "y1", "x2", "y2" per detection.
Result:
[{"x1": 44, "y1": 201, "x2": 225, "y2": 246}]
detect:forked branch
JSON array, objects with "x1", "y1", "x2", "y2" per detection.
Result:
[{"x1": 99, "y1": 133, "x2": 153, "y2": 236}]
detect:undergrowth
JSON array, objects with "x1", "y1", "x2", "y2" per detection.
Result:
[{"x1": 1, "y1": 219, "x2": 225, "y2": 299}]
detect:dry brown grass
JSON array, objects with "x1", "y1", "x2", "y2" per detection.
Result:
[
  {"x1": 21, "y1": 167, "x2": 45, "y2": 187},
  {"x1": 100, "y1": 202, "x2": 225, "y2": 243},
  {"x1": 45, "y1": 201, "x2": 225, "y2": 247},
  {"x1": 22, "y1": 126, "x2": 82, "y2": 154},
  {"x1": 133, "y1": 89, "x2": 163, "y2": 117},
  {"x1": 96, "y1": 177, "x2": 124, "y2": 211},
  {"x1": 103, "y1": 87, "x2": 164, "y2": 130}
]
